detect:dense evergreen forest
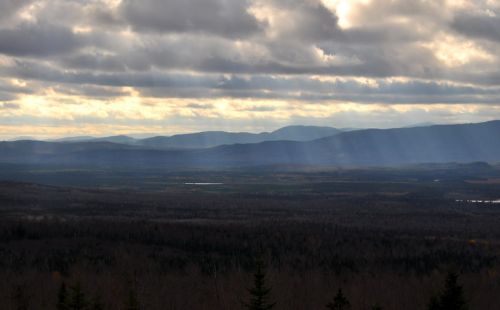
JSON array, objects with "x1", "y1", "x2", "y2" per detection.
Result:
[{"x1": 0, "y1": 165, "x2": 500, "y2": 309}]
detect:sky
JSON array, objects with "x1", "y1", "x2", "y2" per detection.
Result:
[{"x1": 1, "y1": 0, "x2": 500, "y2": 138}]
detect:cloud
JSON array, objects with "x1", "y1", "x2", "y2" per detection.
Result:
[
  {"x1": 0, "y1": 92, "x2": 15, "y2": 101},
  {"x1": 59, "y1": 53, "x2": 127, "y2": 72},
  {"x1": 260, "y1": 0, "x2": 341, "y2": 41},
  {"x1": 49, "y1": 84, "x2": 130, "y2": 99},
  {"x1": 0, "y1": 0, "x2": 500, "y2": 137},
  {"x1": 5, "y1": 59, "x2": 500, "y2": 105},
  {"x1": 452, "y1": 12, "x2": 500, "y2": 42},
  {"x1": 0, "y1": 23, "x2": 84, "y2": 57},
  {"x1": 0, "y1": 0, "x2": 33, "y2": 21},
  {"x1": 186, "y1": 103, "x2": 214, "y2": 110},
  {"x1": 0, "y1": 102, "x2": 19, "y2": 109},
  {"x1": 119, "y1": 0, "x2": 263, "y2": 38}
]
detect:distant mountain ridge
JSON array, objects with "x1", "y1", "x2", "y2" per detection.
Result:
[
  {"x1": 204, "y1": 120, "x2": 500, "y2": 166},
  {"x1": 49, "y1": 125, "x2": 343, "y2": 149},
  {"x1": 1, "y1": 121, "x2": 500, "y2": 167}
]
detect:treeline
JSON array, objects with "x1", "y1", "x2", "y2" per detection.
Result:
[
  {"x1": 54, "y1": 282, "x2": 139, "y2": 310},
  {"x1": 1, "y1": 184, "x2": 500, "y2": 309},
  {"x1": 11, "y1": 263, "x2": 469, "y2": 310},
  {"x1": 0, "y1": 216, "x2": 498, "y2": 309},
  {"x1": 0, "y1": 219, "x2": 496, "y2": 276}
]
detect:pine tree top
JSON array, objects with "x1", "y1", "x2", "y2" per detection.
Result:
[
  {"x1": 427, "y1": 272, "x2": 468, "y2": 310},
  {"x1": 243, "y1": 259, "x2": 276, "y2": 310},
  {"x1": 326, "y1": 288, "x2": 351, "y2": 310}
]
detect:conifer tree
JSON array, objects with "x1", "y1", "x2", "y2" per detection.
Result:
[
  {"x1": 427, "y1": 272, "x2": 468, "y2": 310},
  {"x1": 12, "y1": 285, "x2": 28, "y2": 310},
  {"x1": 326, "y1": 288, "x2": 350, "y2": 310},
  {"x1": 90, "y1": 292, "x2": 104, "y2": 310},
  {"x1": 68, "y1": 282, "x2": 87, "y2": 310},
  {"x1": 57, "y1": 282, "x2": 69, "y2": 310},
  {"x1": 427, "y1": 296, "x2": 441, "y2": 310},
  {"x1": 125, "y1": 289, "x2": 141, "y2": 310},
  {"x1": 243, "y1": 259, "x2": 275, "y2": 310},
  {"x1": 371, "y1": 303, "x2": 382, "y2": 310}
]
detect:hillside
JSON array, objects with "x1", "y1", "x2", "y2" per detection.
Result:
[
  {"x1": 1, "y1": 121, "x2": 499, "y2": 167},
  {"x1": 46, "y1": 125, "x2": 342, "y2": 149}
]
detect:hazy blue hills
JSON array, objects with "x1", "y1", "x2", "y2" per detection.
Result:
[
  {"x1": 204, "y1": 120, "x2": 500, "y2": 166},
  {"x1": 262, "y1": 125, "x2": 342, "y2": 141},
  {"x1": 0, "y1": 141, "x2": 136, "y2": 163},
  {"x1": 1, "y1": 121, "x2": 500, "y2": 167},
  {"x1": 140, "y1": 125, "x2": 342, "y2": 149},
  {"x1": 47, "y1": 125, "x2": 342, "y2": 149}
]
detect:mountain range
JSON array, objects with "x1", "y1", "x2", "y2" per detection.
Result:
[
  {"x1": 50, "y1": 125, "x2": 342, "y2": 149},
  {"x1": 1, "y1": 121, "x2": 500, "y2": 167}
]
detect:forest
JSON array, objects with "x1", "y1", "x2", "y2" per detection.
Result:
[{"x1": 0, "y1": 164, "x2": 499, "y2": 309}]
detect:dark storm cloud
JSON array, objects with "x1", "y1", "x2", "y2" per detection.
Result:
[
  {"x1": 5, "y1": 58, "x2": 500, "y2": 104},
  {"x1": 263, "y1": 0, "x2": 437, "y2": 45},
  {"x1": 264, "y1": 0, "x2": 341, "y2": 41},
  {"x1": 0, "y1": 23, "x2": 84, "y2": 57},
  {"x1": 215, "y1": 76, "x2": 492, "y2": 96},
  {"x1": 449, "y1": 71, "x2": 500, "y2": 87},
  {"x1": 0, "y1": 0, "x2": 470, "y2": 82},
  {"x1": 119, "y1": 0, "x2": 263, "y2": 38},
  {"x1": 59, "y1": 53, "x2": 127, "y2": 72},
  {"x1": 452, "y1": 12, "x2": 500, "y2": 42},
  {"x1": 0, "y1": 0, "x2": 499, "y2": 114},
  {"x1": 30, "y1": 0, "x2": 430, "y2": 79},
  {"x1": 147, "y1": 76, "x2": 500, "y2": 103},
  {"x1": 3, "y1": 60, "x2": 214, "y2": 88},
  {"x1": 195, "y1": 53, "x2": 432, "y2": 78}
]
